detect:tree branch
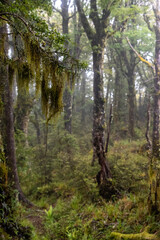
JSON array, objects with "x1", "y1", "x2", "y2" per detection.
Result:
[
  {"x1": 52, "y1": 6, "x2": 62, "y2": 16},
  {"x1": 75, "y1": 0, "x2": 95, "y2": 41},
  {"x1": 90, "y1": 0, "x2": 100, "y2": 32},
  {"x1": 0, "y1": 12, "x2": 34, "y2": 34},
  {"x1": 143, "y1": 14, "x2": 154, "y2": 32},
  {"x1": 126, "y1": 37, "x2": 155, "y2": 71},
  {"x1": 101, "y1": 0, "x2": 119, "y2": 28},
  {"x1": 68, "y1": 11, "x2": 77, "y2": 20}
]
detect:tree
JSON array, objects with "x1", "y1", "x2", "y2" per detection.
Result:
[
  {"x1": 0, "y1": 22, "x2": 31, "y2": 204},
  {"x1": 0, "y1": 0, "x2": 77, "y2": 204},
  {"x1": 75, "y1": 0, "x2": 120, "y2": 198},
  {"x1": 61, "y1": 0, "x2": 73, "y2": 134},
  {"x1": 152, "y1": 0, "x2": 160, "y2": 158},
  {"x1": 15, "y1": 89, "x2": 33, "y2": 147}
]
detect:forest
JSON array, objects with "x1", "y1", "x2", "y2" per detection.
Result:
[{"x1": 0, "y1": 0, "x2": 160, "y2": 239}]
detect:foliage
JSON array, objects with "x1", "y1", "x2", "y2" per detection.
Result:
[
  {"x1": 108, "y1": 140, "x2": 148, "y2": 193},
  {"x1": 0, "y1": 154, "x2": 32, "y2": 240},
  {"x1": 1, "y1": 0, "x2": 160, "y2": 239}
]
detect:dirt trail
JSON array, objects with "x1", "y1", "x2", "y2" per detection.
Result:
[{"x1": 25, "y1": 208, "x2": 46, "y2": 236}]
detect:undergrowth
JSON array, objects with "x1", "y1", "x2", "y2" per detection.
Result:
[{"x1": 11, "y1": 125, "x2": 160, "y2": 240}]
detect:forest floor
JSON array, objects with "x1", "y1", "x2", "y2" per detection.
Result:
[
  {"x1": 24, "y1": 208, "x2": 46, "y2": 237},
  {"x1": 12, "y1": 140, "x2": 160, "y2": 239}
]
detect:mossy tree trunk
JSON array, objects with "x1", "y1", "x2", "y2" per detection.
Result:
[
  {"x1": 76, "y1": 0, "x2": 120, "y2": 199},
  {"x1": 0, "y1": 23, "x2": 32, "y2": 206},
  {"x1": 147, "y1": 0, "x2": 160, "y2": 214},
  {"x1": 152, "y1": 0, "x2": 160, "y2": 158}
]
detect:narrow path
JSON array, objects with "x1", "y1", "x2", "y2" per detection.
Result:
[{"x1": 25, "y1": 208, "x2": 46, "y2": 236}]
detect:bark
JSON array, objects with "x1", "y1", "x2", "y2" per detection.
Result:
[
  {"x1": 31, "y1": 110, "x2": 41, "y2": 144},
  {"x1": 105, "y1": 78, "x2": 111, "y2": 115},
  {"x1": 92, "y1": 50, "x2": 112, "y2": 181},
  {"x1": 127, "y1": 74, "x2": 135, "y2": 138},
  {"x1": 43, "y1": 123, "x2": 48, "y2": 154},
  {"x1": 113, "y1": 69, "x2": 121, "y2": 124},
  {"x1": 0, "y1": 23, "x2": 32, "y2": 206},
  {"x1": 61, "y1": 0, "x2": 73, "y2": 134},
  {"x1": 0, "y1": 63, "x2": 32, "y2": 206},
  {"x1": 112, "y1": 35, "x2": 136, "y2": 137},
  {"x1": 72, "y1": 4, "x2": 82, "y2": 112},
  {"x1": 75, "y1": 1, "x2": 120, "y2": 199},
  {"x1": 81, "y1": 70, "x2": 86, "y2": 124},
  {"x1": 145, "y1": 98, "x2": 152, "y2": 150},
  {"x1": 152, "y1": 0, "x2": 160, "y2": 158},
  {"x1": 73, "y1": 3, "x2": 82, "y2": 62},
  {"x1": 61, "y1": 0, "x2": 69, "y2": 34},
  {"x1": 146, "y1": 0, "x2": 160, "y2": 215},
  {"x1": 105, "y1": 104, "x2": 113, "y2": 153},
  {"x1": 15, "y1": 88, "x2": 32, "y2": 147},
  {"x1": 63, "y1": 86, "x2": 72, "y2": 134}
]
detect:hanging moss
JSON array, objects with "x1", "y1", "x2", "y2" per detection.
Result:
[
  {"x1": 23, "y1": 34, "x2": 42, "y2": 91},
  {"x1": 17, "y1": 62, "x2": 33, "y2": 90},
  {"x1": 41, "y1": 63, "x2": 64, "y2": 122},
  {"x1": 1, "y1": 27, "x2": 73, "y2": 123}
]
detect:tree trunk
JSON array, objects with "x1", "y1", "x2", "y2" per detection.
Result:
[
  {"x1": 152, "y1": 0, "x2": 160, "y2": 157},
  {"x1": 105, "y1": 78, "x2": 111, "y2": 115},
  {"x1": 34, "y1": 110, "x2": 41, "y2": 144},
  {"x1": 81, "y1": 70, "x2": 86, "y2": 124},
  {"x1": 147, "y1": 0, "x2": 160, "y2": 214},
  {"x1": 92, "y1": 50, "x2": 111, "y2": 180},
  {"x1": 15, "y1": 88, "x2": 32, "y2": 147},
  {"x1": 61, "y1": 0, "x2": 73, "y2": 133},
  {"x1": 30, "y1": 109, "x2": 41, "y2": 144},
  {"x1": 0, "y1": 63, "x2": 32, "y2": 206},
  {"x1": 75, "y1": 0, "x2": 120, "y2": 199},
  {"x1": 63, "y1": 86, "x2": 72, "y2": 133},
  {"x1": 0, "y1": 23, "x2": 32, "y2": 206},
  {"x1": 127, "y1": 74, "x2": 135, "y2": 138},
  {"x1": 113, "y1": 69, "x2": 121, "y2": 124},
  {"x1": 105, "y1": 104, "x2": 113, "y2": 153}
]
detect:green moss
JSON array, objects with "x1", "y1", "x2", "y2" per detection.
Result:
[{"x1": 110, "y1": 230, "x2": 158, "y2": 239}]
